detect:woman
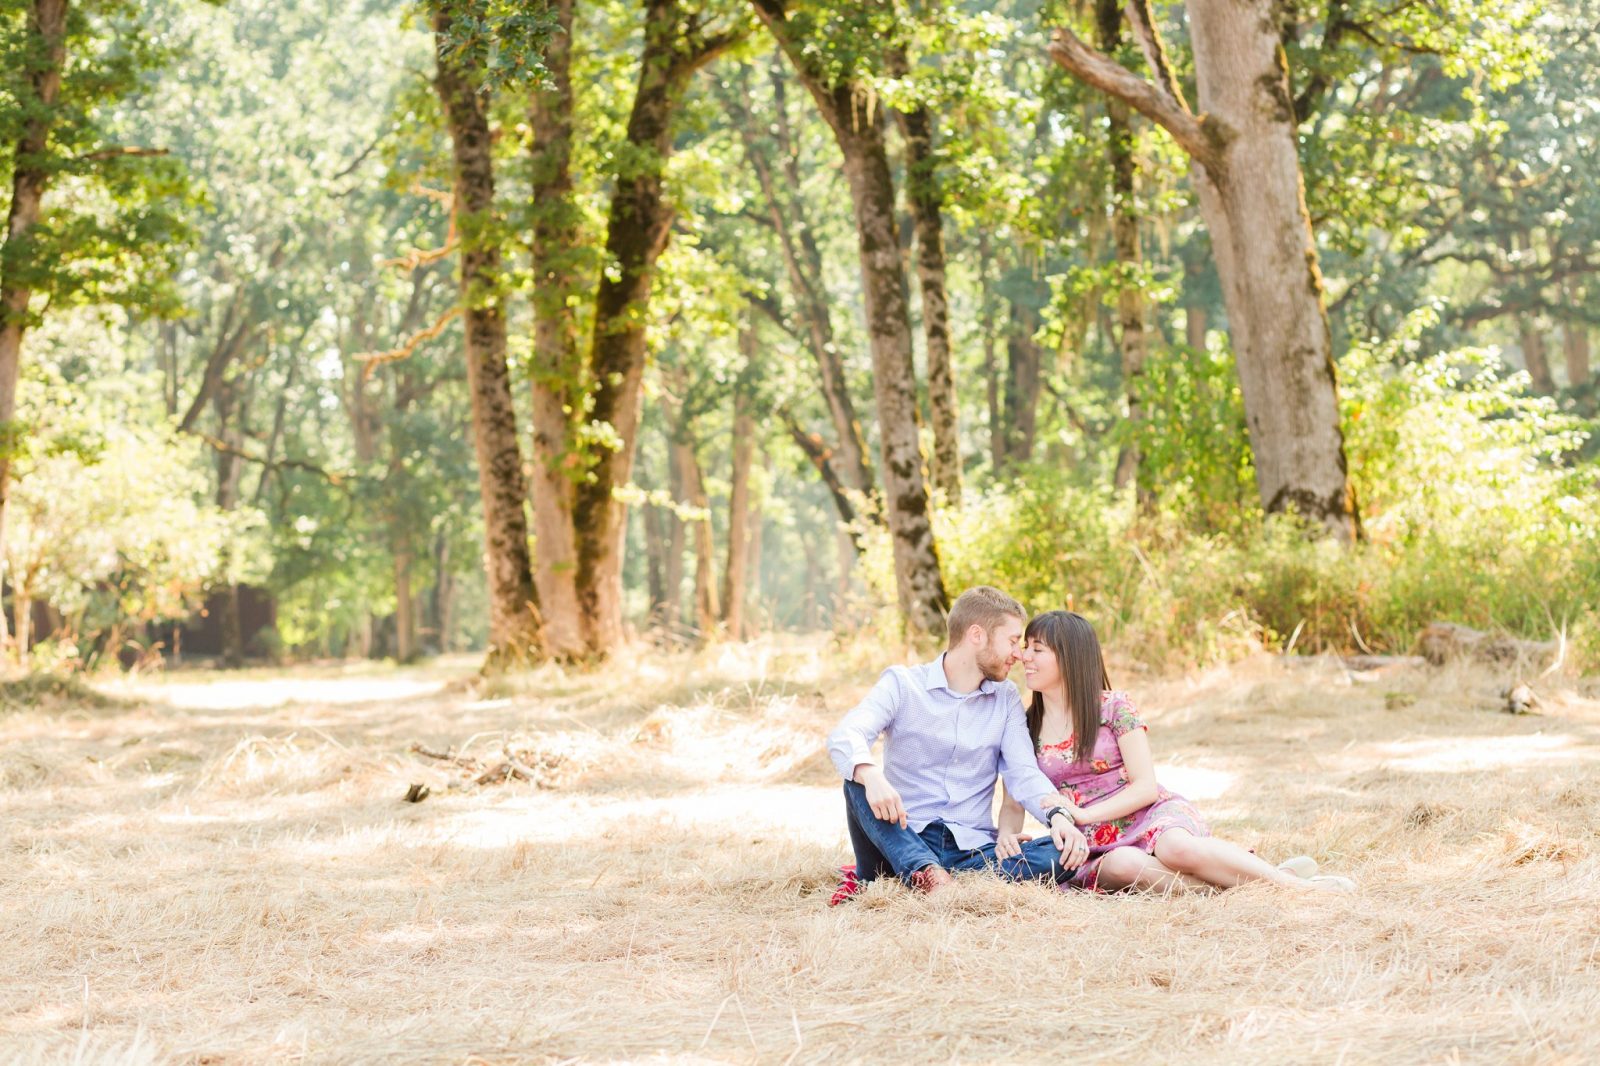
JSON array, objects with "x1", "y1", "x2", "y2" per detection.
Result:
[{"x1": 997, "y1": 610, "x2": 1353, "y2": 893}]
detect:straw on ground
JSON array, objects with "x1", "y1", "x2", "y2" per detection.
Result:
[{"x1": 3, "y1": 639, "x2": 1598, "y2": 1063}]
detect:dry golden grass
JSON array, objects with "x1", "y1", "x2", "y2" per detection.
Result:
[{"x1": 3, "y1": 638, "x2": 1599, "y2": 1064}]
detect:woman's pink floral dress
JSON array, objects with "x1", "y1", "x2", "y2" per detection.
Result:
[{"x1": 1038, "y1": 690, "x2": 1210, "y2": 891}]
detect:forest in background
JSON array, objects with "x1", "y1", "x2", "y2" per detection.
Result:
[{"x1": 1, "y1": 0, "x2": 1597, "y2": 674}]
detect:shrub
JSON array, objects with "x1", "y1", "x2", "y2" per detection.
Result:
[{"x1": 860, "y1": 314, "x2": 1600, "y2": 672}]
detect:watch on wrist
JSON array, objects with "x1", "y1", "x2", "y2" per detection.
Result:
[{"x1": 1045, "y1": 807, "x2": 1071, "y2": 827}]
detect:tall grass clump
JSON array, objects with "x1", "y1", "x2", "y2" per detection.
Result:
[{"x1": 861, "y1": 310, "x2": 1600, "y2": 670}]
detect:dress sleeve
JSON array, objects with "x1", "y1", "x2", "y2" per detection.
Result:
[{"x1": 1103, "y1": 691, "x2": 1146, "y2": 737}]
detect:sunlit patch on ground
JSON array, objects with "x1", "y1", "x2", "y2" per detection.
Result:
[
  {"x1": 1373, "y1": 731, "x2": 1594, "y2": 772},
  {"x1": 3, "y1": 640, "x2": 1599, "y2": 1063},
  {"x1": 115, "y1": 674, "x2": 452, "y2": 710},
  {"x1": 1152, "y1": 763, "x2": 1237, "y2": 802}
]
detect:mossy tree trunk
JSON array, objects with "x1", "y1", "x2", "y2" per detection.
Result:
[
  {"x1": 570, "y1": 0, "x2": 740, "y2": 654},
  {"x1": 891, "y1": 58, "x2": 960, "y2": 503},
  {"x1": 526, "y1": 0, "x2": 586, "y2": 661},
  {"x1": 753, "y1": 0, "x2": 949, "y2": 641},
  {"x1": 0, "y1": 0, "x2": 69, "y2": 654},
  {"x1": 432, "y1": 1, "x2": 543, "y2": 667},
  {"x1": 1051, "y1": 0, "x2": 1359, "y2": 539}
]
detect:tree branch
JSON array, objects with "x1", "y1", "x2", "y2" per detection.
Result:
[
  {"x1": 71, "y1": 146, "x2": 170, "y2": 164},
  {"x1": 355, "y1": 306, "x2": 462, "y2": 379},
  {"x1": 781, "y1": 411, "x2": 859, "y2": 542},
  {"x1": 1123, "y1": 0, "x2": 1191, "y2": 111},
  {"x1": 185, "y1": 429, "x2": 346, "y2": 486},
  {"x1": 1047, "y1": 28, "x2": 1220, "y2": 171}
]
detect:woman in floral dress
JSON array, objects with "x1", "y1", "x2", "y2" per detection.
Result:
[{"x1": 997, "y1": 610, "x2": 1352, "y2": 893}]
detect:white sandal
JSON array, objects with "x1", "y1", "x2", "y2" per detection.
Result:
[
  {"x1": 1276, "y1": 854, "x2": 1319, "y2": 879},
  {"x1": 1308, "y1": 874, "x2": 1357, "y2": 892}
]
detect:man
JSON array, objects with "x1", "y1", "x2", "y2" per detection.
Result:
[{"x1": 826, "y1": 586, "x2": 1090, "y2": 903}]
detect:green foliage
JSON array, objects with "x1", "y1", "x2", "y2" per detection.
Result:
[
  {"x1": 1130, "y1": 335, "x2": 1256, "y2": 533},
  {"x1": 0, "y1": 0, "x2": 195, "y2": 323},
  {"x1": 861, "y1": 318, "x2": 1600, "y2": 671},
  {"x1": 6, "y1": 324, "x2": 265, "y2": 661},
  {"x1": 428, "y1": 0, "x2": 558, "y2": 92}
]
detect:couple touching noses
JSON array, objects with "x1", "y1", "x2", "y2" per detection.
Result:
[{"x1": 826, "y1": 586, "x2": 1354, "y2": 904}]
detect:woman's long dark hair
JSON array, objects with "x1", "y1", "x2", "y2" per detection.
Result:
[{"x1": 1025, "y1": 611, "x2": 1111, "y2": 763}]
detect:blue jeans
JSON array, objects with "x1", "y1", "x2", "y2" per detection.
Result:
[{"x1": 842, "y1": 781, "x2": 1072, "y2": 886}]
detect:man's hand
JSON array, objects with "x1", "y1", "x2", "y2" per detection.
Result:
[
  {"x1": 995, "y1": 831, "x2": 1033, "y2": 860},
  {"x1": 1045, "y1": 809, "x2": 1089, "y2": 868},
  {"x1": 855, "y1": 764, "x2": 907, "y2": 827}
]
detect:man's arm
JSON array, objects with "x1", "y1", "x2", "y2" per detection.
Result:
[
  {"x1": 997, "y1": 699, "x2": 1089, "y2": 864},
  {"x1": 995, "y1": 701, "x2": 1061, "y2": 824},
  {"x1": 827, "y1": 668, "x2": 908, "y2": 826}
]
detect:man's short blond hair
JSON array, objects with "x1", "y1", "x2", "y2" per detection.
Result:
[{"x1": 945, "y1": 586, "x2": 1026, "y2": 650}]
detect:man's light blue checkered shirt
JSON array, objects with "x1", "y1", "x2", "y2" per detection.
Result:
[{"x1": 827, "y1": 654, "x2": 1061, "y2": 849}]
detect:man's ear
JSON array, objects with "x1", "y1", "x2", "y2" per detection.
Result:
[{"x1": 966, "y1": 623, "x2": 985, "y2": 647}]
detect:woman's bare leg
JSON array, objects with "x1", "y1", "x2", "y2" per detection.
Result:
[
  {"x1": 1092, "y1": 846, "x2": 1215, "y2": 894},
  {"x1": 1152, "y1": 830, "x2": 1324, "y2": 890}
]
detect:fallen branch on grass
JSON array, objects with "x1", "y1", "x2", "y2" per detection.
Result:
[{"x1": 407, "y1": 740, "x2": 567, "y2": 792}]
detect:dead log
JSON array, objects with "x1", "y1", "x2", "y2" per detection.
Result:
[
  {"x1": 1416, "y1": 623, "x2": 1557, "y2": 667},
  {"x1": 1341, "y1": 654, "x2": 1426, "y2": 673}
]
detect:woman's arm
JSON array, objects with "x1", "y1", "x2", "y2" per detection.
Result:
[{"x1": 1068, "y1": 727, "x2": 1161, "y2": 825}]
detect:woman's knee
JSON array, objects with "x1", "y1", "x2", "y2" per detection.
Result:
[
  {"x1": 1155, "y1": 831, "x2": 1208, "y2": 872},
  {"x1": 1095, "y1": 847, "x2": 1150, "y2": 887}
]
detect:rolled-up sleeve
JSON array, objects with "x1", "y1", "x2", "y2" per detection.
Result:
[
  {"x1": 997, "y1": 698, "x2": 1058, "y2": 824},
  {"x1": 827, "y1": 668, "x2": 904, "y2": 780}
]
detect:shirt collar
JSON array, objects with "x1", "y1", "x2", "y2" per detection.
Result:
[{"x1": 923, "y1": 653, "x2": 996, "y2": 696}]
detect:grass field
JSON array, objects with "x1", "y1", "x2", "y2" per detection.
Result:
[{"x1": 3, "y1": 638, "x2": 1598, "y2": 1064}]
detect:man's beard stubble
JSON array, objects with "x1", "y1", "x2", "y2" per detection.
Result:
[{"x1": 977, "y1": 644, "x2": 1011, "y2": 683}]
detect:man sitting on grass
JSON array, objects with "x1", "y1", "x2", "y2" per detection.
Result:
[{"x1": 826, "y1": 586, "x2": 1090, "y2": 903}]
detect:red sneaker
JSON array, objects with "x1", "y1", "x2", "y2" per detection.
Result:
[
  {"x1": 828, "y1": 863, "x2": 861, "y2": 907},
  {"x1": 909, "y1": 865, "x2": 955, "y2": 894}
]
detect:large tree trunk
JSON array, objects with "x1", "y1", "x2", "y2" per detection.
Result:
[
  {"x1": 893, "y1": 72, "x2": 960, "y2": 503},
  {"x1": 1050, "y1": 0, "x2": 1359, "y2": 539},
  {"x1": 526, "y1": 0, "x2": 586, "y2": 660},
  {"x1": 432, "y1": 2, "x2": 543, "y2": 667},
  {"x1": 754, "y1": 0, "x2": 949, "y2": 640},
  {"x1": 722, "y1": 354, "x2": 755, "y2": 640},
  {"x1": 0, "y1": 0, "x2": 69, "y2": 653},
  {"x1": 1098, "y1": 0, "x2": 1150, "y2": 501},
  {"x1": 572, "y1": 0, "x2": 735, "y2": 652}
]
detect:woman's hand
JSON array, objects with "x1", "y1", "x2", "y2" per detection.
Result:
[
  {"x1": 1056, "y1": 800, "x2": 1088, "y2": 825},
  {"x1": 995, "y1": 831, "x2": 1033, "y2": 860}
]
